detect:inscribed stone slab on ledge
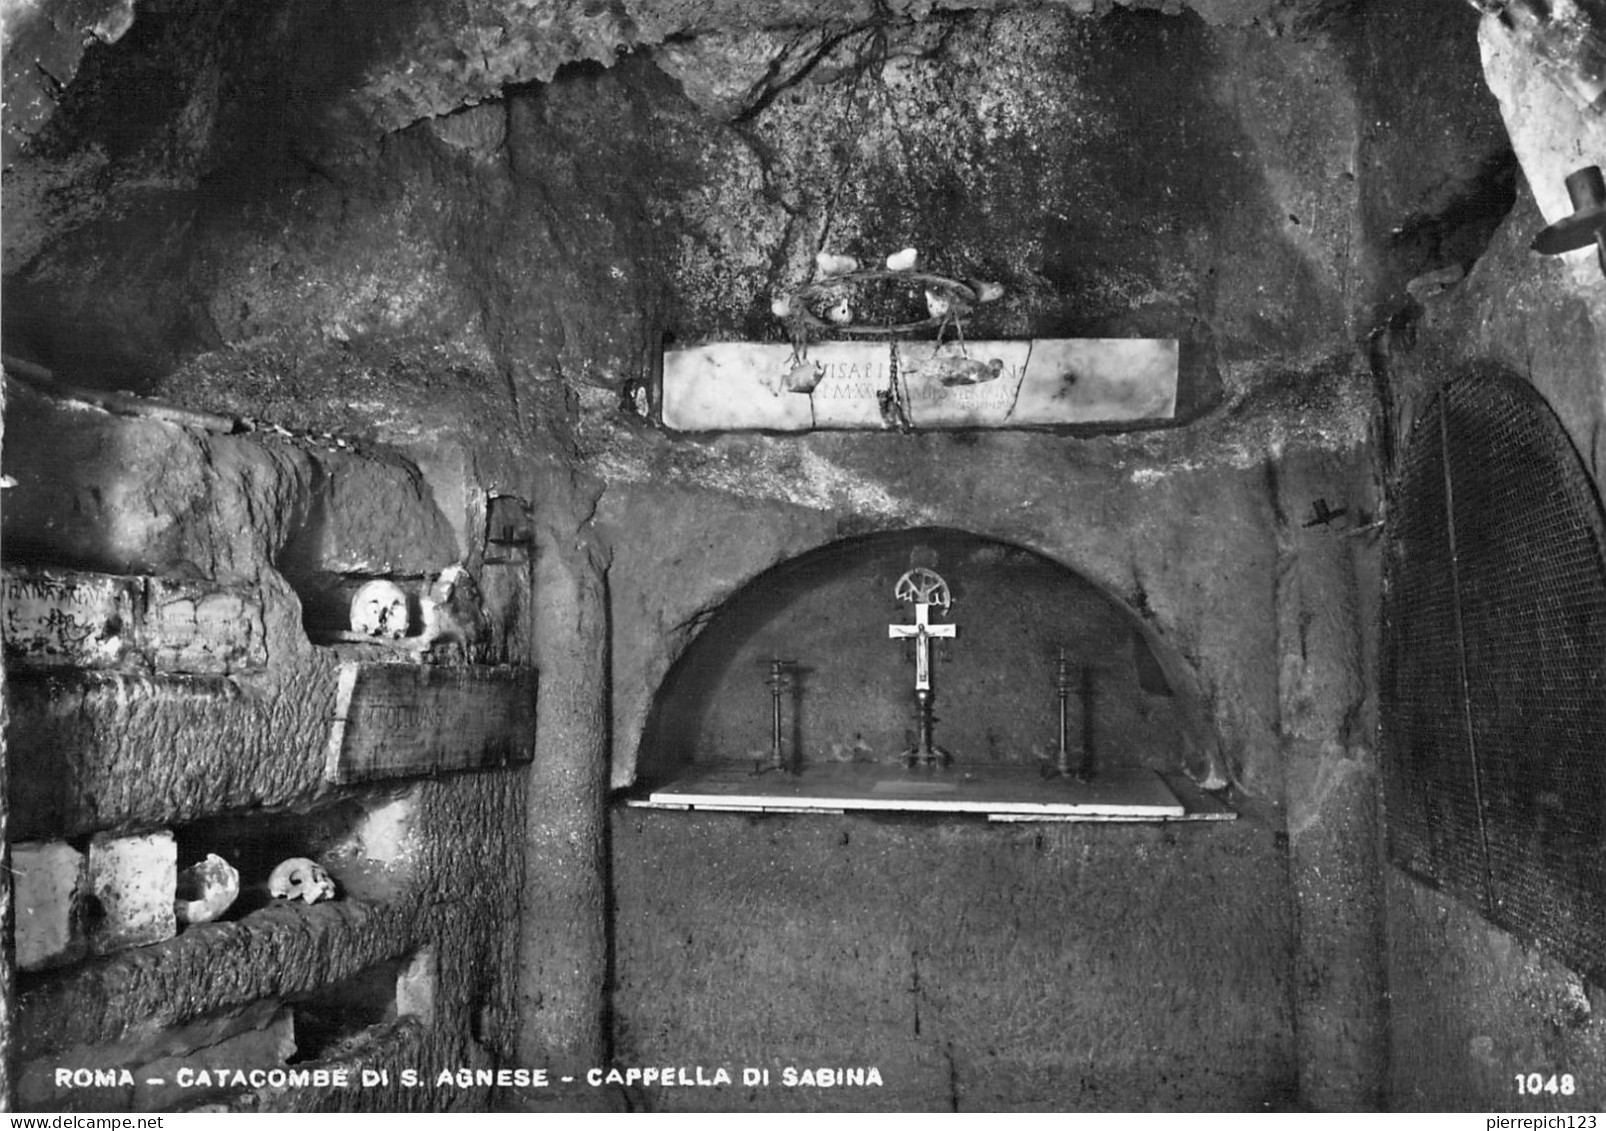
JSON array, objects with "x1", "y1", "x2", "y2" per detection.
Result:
[
  {"x1": 661, "y1": 339, "x2": 1177, "y2": 431},
  {"x1": 324, "y1": 662, "x2": 538, "y2": 784}
]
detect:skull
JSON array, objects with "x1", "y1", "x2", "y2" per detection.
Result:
[
  {"x1": 349, "y1": 580, "x2": 409, "y2": 639},
  {"x1": 267, "y1": 857, "x2": 337, "y2": 904},
  {"x1": 174, "y1": 853, "x2": 240, "y2": 925}
]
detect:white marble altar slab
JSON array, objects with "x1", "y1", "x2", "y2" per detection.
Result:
[
  {"x1": 661, "y1": 339, "x2": 1176, "y2": 432},
  {"x1": 629, "y1": 764, "x2": 1188, "y2": 818}
]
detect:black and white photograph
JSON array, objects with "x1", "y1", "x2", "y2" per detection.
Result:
[{"x1": 0, "y1": 0, "x2": 1602, "y2": 1116}]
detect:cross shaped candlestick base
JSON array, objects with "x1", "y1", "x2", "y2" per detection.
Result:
[{"x1": 888, "y1": 568, "x2": 957, "y2": 767}]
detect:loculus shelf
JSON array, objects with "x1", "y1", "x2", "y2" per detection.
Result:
[{"x1": 627, "y1": 764, "x2": 1235, "y2": 822}]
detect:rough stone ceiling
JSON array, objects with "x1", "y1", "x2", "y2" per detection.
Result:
[
  {"x1": 3, "y1": 0, "x2": 1359, "y2": 161},
  {"x1": 7, "y1": 0, "x2": 1523, "y2": 439}
]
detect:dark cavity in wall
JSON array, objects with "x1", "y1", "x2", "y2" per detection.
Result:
[
  {"x1": 1342, "y1": 0, "x2": 1516, "y2": 315},
  {"x1": 1386, "y1": 151, "x2": 1518, "y2": 283},
  {"x1": 172, "y1": 788, "x2": 416, "y2": 915},
  {"x1": 286, "y1": 952, "x2": 425, "y2": 1063}
]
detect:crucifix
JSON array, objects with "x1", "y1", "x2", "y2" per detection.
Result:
[{"x1": 888, "y1": 567, "x2": 957, "y2": 766}]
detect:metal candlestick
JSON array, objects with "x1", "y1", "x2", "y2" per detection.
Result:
[
  {"x1": 1039, "y1": 646, "x2": 1079, "y2": 780},
  {"x1": 1042, "y1": 647, "x2": 1094, "y2": 781},
  {"x1": 761, "y1": 658, "x2": 799, "y2": 775},
  {"x1": 1056, "y1": 648, "x2": 1075, "y2": 777}
]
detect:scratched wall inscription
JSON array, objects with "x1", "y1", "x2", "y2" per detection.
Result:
[
  {"x1": 324, "y1": 662, "x2": 539, "y2": 783},
  {"x1": 1, "y1": 571, "x2": 138, "y2": 668},
  {"x1": 1, "y1": 569, "x2": 267, "y2": 674}
]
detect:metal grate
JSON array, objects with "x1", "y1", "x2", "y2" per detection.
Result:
[{"x1": 1382, "y1": 372, "x2": 1606, "y2": 983}]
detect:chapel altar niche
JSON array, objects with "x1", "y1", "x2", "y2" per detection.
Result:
[{"x1": 635, "y1": 527, "x2": 1220, "y2": 817}]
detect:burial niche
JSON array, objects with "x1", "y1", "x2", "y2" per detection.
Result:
[{"x1": 635, "y1": 528, "x2": 1219, "y2": 818}]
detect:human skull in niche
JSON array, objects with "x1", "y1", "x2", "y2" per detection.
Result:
[
  {"x1": 268, "y1": 857, "x2": 337, "y2": 904},
  {"x1": 174, "y1": 853, "x2": 240, "y2": 925},
  {"x1": 349, "y1": 579, "x2": 410, "y2": 639}
]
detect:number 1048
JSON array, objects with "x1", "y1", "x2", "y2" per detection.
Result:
[{"x1": 1515, "y1": 1073, "x2": 1576, "y2": 1095}]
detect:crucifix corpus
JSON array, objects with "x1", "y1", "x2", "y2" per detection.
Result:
[{"x1": 888, "y1": 567, "x2": 957, "y2": 766}]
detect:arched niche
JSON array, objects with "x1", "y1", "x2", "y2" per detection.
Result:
[{"x1": 637, "y1": 527, "x2": 1216, "y2": 786}]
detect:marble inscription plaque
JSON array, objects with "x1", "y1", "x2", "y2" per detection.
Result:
[{"x1": 661, "y1": 339, "x2": 1177, "y2": 432}]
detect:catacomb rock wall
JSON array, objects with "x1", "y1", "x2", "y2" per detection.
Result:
[{"x1": 0, "y1": 381, "x2": 537, "y2": 1111}]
